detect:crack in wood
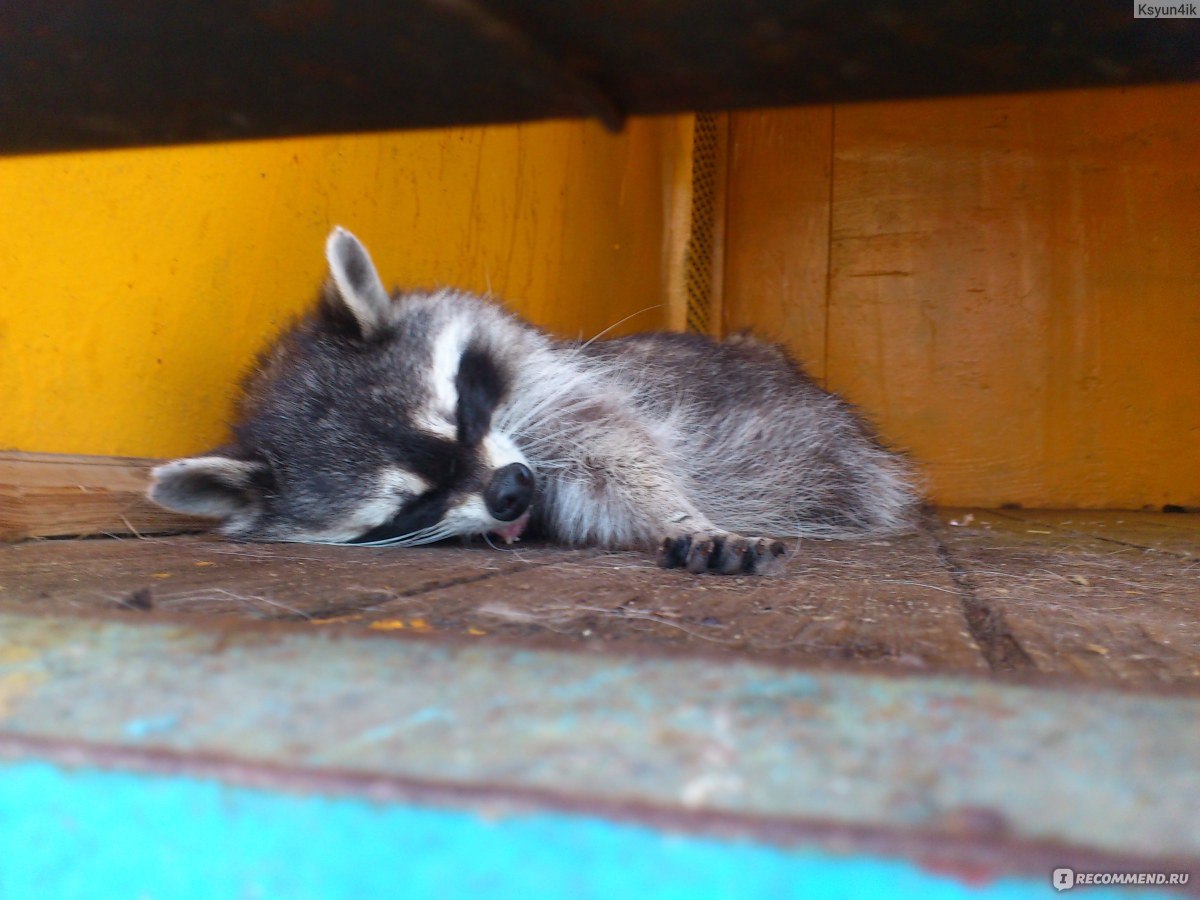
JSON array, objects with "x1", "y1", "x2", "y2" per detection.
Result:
[{"x1": 926, "y1": 525, "x2": 1035, "y2": 673}]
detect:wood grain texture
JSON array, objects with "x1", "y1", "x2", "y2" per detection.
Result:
[
  {"x1": 5, "y1": 511, "x2": 1197, "y2": 685},
  {"x1": 723, "y1": 107, "x2": 833, "y2": 381},
  {"x1": 395, "y1": 531, "x2": 986, "y2": 671},
  {"x1": 0, "y1": 530, "x2": 986, "y2": 674},
  {"x1": 0, "y1": 534, "x2": 595, "y2": 617},
  {"x1": 826, "y1": 85, "x2": 1200, "y2": 508},
  {"x1": 934, "y1": 510, "x2": 1200, "y2": 684},
  {"x1": 0, "y1": 452, "x2": 207, "y2": 541},
  {"x1": 723, "y1": 85, "x2": 1200, "y2": 508},
  {"x1": 996, "y1": 509, "x2": 1200, "y2": 560}
]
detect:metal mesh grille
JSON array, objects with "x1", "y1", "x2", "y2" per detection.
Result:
[{"x1": 684, "y1": 112, "x2": 719, "y2": 334}]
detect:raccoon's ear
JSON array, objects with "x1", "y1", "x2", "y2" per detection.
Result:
[
  {"x1": 148, "y1": 456, "x2": 268, "y2": 519},
  {"x1": 322, "y1": 226, "x2": 393, "y2": 340}
]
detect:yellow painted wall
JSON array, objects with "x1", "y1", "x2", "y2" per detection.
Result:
[
  {"x1": 724, "y1": 85, "x2": 1200, "y2": 509},
  {"x1": 8, "y1": 91, "x2": 1196, "y2": 509},
  {"x1": 1, "y1": 118, "x2": 680, "y2": 458}
]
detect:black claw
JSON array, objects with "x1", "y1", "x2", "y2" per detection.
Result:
[
  {"x1": 661, "y1": 533, "x2": 785, "y2": 576},
  {"x1": 744, "y1": 538, "x2": 788, "y2": 574},
  {"x1": 718, "y1": 538, "x2": 746, "y2": 575},
  {"x1": 708, "y1": 536, "x2": 727, "y2": 570},
  {"x1": 658, "y1": 535, "x2": 692, "y2": 569}
]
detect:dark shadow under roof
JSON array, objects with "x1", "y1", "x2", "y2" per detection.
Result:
[{"x1": 2, "y1": 0, "x2": 1198, "y2": 154}]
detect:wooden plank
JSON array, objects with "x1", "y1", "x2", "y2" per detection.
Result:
[
  {"x1": 0, "y1": 529, "x2": 985, "y2": 673},
  {"x1": 0, "y1": 534, "x2": 595, "y2": 621},
  {"x1": 2, "y1": 758, "x2": 1123, "y2": 900},
  {"x1": 723, "y1": 106, "x2": 833, "y2": 380},
  {"x1": 397, "y1": 531, "x2": 986, "y2": 671},
  {"x1": 825, "y1": 85, "x2": 1200, "y2": 509},
  {"x1": 935, "y1": 510, "x2": 1200, "y2": 685},
  {"x1": 1, "y1": 121, "x2": 677, "y2": 462},
  {"x1": 0, "y1": 452, "x2": 208, "y2": 541},
  {"x1": 994, "y1": 508, "x2": 1200, "y2": 560},
  {"x1": 13, "y1": 510, "x2": 1198, "y2": 685}
]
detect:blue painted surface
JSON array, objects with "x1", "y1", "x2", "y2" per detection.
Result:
[
  {"x1": 3, "y1": 613, "x2": 1199, "y2": 861},
  {"x1": 0, "y1": 761, "x2": 1179, "y2": 900}
]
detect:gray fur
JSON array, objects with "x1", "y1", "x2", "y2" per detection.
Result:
[{"x1": 150, "y1": 228, "x2": 920, "y2": 574}]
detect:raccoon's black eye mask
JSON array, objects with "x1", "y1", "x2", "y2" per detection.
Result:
[
  {"x1": 349, "y1": 489, "x2": 452, "y2": 544},
  {"x1": 371, "y1": 430, "x2": 465, "y2": 488},
  {"x1": 348, "y1": 346, "x2": 507, "y2": 544},
  {"x1": 454, "y1": 341, "x2": 505, "y2": 447}
]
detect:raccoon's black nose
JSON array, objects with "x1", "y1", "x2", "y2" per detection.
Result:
[{"x1": 484, "y1": 463, "x2": 534, "y2": 521}]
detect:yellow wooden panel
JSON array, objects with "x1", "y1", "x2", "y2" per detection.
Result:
[
  {"x1": 0, "y1": 118, "x2": 676, "y2": 458},
  {"x1": 723, "y1": 87, "x2": 1200, "y2": 509},
  {"x1": 723, "y1": 107, "x2": 833, "y2": 382},
  {"x1": 827, "y1": 85, "x2": 1200, "y2": 508}
]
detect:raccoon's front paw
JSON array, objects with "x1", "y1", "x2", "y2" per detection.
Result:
[{"x1": 657, "y1": 533, "x2": 787, "y2": 575}]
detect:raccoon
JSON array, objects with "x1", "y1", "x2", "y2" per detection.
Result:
[{"x1": 149, "y1": 227, "x2": 918, "y2": 575}]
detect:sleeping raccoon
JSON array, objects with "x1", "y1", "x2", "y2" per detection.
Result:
[{"x1": 149, "y1": 227, "x2": 918, "y2": 575}]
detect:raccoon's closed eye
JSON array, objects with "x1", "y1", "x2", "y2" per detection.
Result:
[
  {"x1": 352, "y1": 489, "x2": 452, "y2": 544},
  {"x1": 370, "y1": 428, "x2": 461, "y2": 485}
]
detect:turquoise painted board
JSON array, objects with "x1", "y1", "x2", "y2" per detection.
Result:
[
  {"x1": 1, "y1": 760, "x2": 1174, "y2": 900},
  {"x1": 1, "y1": 612, "x2": 1198, "y2": 862}
]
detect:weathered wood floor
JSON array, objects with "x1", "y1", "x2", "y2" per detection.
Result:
[{"x1": 4, "y1": 509, "x2": 1197, "y2": 687}]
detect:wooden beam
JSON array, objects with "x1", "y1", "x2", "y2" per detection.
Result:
[
  {"x1": 0, "y1": 452, "x2": 208, "y2": 542},
  {"x1": 1, "y1": 1, "x2": 1196, "y2": 155}
]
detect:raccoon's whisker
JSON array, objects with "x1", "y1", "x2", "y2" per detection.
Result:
[
  {"x1": 512, "y1": 434, "x2": 590, "y2": 459},
  {"x1": 352, "y1": 529, "x2": 453, "y2": 548},
  {"x1": 479, "y1": 531, "x2": 536, "y2": 557},
  {"x1": 284, "y1": 520, "x2": 461, "y2": 549},
  {"x1": 494, "y1": 362, "x2": 609, "y2": 436},
  {"x1": 512, "y1": 418, "x2": 603, "y2": 453},
  {"x1": 352, "y1": 521, "x2": 467, "y2": 548},
  {"x1": 481, "y1": 532, "x2": 513, "y2": 553},
  {"x1": 496, "y1": 393, "x2": 585, "y2": 438},
  {"x1": 575, "y1": 304, "x2": 663, "y2": 350},
  {"x1": 523, "y1": 458, "x2": 571, "y2": 471}
]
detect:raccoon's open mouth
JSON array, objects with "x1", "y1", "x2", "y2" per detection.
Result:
[
  {"x1": 489, "y1": 509, "x2": 531, "y2": 545},
  {"x1": 481, "y1": 462, "x2": 534, "y2": 544}
]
